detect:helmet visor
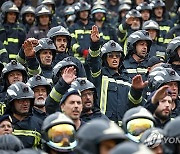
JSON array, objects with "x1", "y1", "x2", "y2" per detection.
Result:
[
  {"x1": 47, "y1": 124, "x2": 77, "y2": 149},
  {"x1": 127, "y1": 118, "x2": 154, "y2": 141}
]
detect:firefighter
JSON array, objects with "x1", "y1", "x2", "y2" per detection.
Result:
[
  {"x1": 47, "y1": 25, "x2": 86, "y2": 77},
  {"x1": 142, "y1": 20, "x2": 166, "y2": 59},
  {"x1": 151, "y1": 0, "x2": 174, "y2": 46},
  {"x1": 117, "y1": 9, "x2": 142, "y2": 53},
  {"x1": 88, "y1": 25, "x2": 148, "y2": 124},
  {"x1": 27, "y1": 75, "x2": 51, "y2": 121},
  {"x1": 91, "y1": 4, "x2": 119, "y2": 44},
  {"x1": 71, "y1": 78, "x2": 109, "y2": 122},
  {"x1": 136, "y1": 2, "x2": 152, "y2": 23},
  {"x1": 5, "y1": 82, "x2": 42, "y2": 148},
  {"x1": 34, "y1": 37, "x2": 56, "y2": 83},
  {"x1": 121, "y1": 30, "x2": 152, "y2": 81},
  {"x1": 45, "y1": 58, "x2": 79, "y2": 114},
  {"x1": 122, "y1": 106, "x2": 155, "y2": 143},
  {"x1": 20, "y1": 5, "x2": 35, "y2": 34},
  {"x1": 26, "y1": 5, "x2": 52, "y2": 39},
  {"x1": 69, "y1": 1, "x2": 93, "y2": 79},
  {"x1": 75, "y1": 118, "x2": 127, "y2": 154},
  {"x1": 0, "y1": 1, "x2": 26, "y2": 61},
  {"x1": 147, "y1": 66, "x2": 180, "y2": 118},
  {"x1": 166, "y1": 36, "x2": 180, "y2": 75},
  {"x1": 41, "y1": 112, "x2": 77, "y2": 154}
]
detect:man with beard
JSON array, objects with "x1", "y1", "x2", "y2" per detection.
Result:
[
  {"x1": 117, "y1": 9, "x2": 142, "y2": 52},
  {"x1": 145, "y1": 66, "x2": 180, "y2": 127},
  {"x1": 145, "y1": 85, "x2": 173, "y2": 128},
  {"x1": 71, "y1": 78, "x2": 108, "y2": 122},
  {"x1": 154, "y1": 94, "x2": 173, "y2": 128},
  {"x1": 27, "y1": 75, "x2": 51, "y2": 121},
  {"x1": 60, "y1": 88, "x2": 85, "y2": 130},
  {"x1": 20, "y1": 5, "x2": 36, "y2": 34},
  {"x1": 121, "y1": 30, "x2": 152, "y2": 82},
  {"x1": 47, "y1": 25, "x2": 86, "y2": 77}
]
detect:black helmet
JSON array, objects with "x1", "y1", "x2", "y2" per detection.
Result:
[
  {"x1": 166, "y1": 36, "x2": 180, "y2": 64},
  {"x1": 142, "y1": 19, "x2": 159, "y2": 31},
  {"x1": 127, "y1": 30, "x2": 152, "y2": 57},
  {"x1": 47, "y1": 26, "x2": 71, "y2": 50},
  {"x1": 75, "y1": 1, "x2": 91, "y2": 20},
  {"x1": 163, "y1": 116, "x2": 180, "y2": 154},
  {"x1": 148, "y1": 66, "x2": 180, "y2": 92},
  {"x1": 120, "y1": 0, "x2": 132, "y2": 5},
  {"x1": 20, "y1": 5, "x2": 35, "y2": 24},
  {"x1": 110, "y1": 141, "x2": 154, "y2": 154},
  {"x1": 35, "y1": 4, "x2": 51, "y2": 17},
  {"x1": 52, "y1": 58, "x2": 78, "y2": 84},
  {"x1": 71, "y1": 78, "x2": 97, "y2": 98},
  {"x1": 93, "y1": 0, "x2": 106, "y2": 6},
  {"x1": 20, "y1": 5, "x2": 35, "y2": 16},
  {"x1": 77, "y1": 1, "x2": 91, "y2": 12},
  {"x1": 34, "y1": 38, "x2": 56, "y2": 61},
  {"x1": 101, "y1": 40, "x2": 124, "y2": 58},
  {"x1": 136, "y1": 2, "x2": 152, "y2": 12},
  {"x1": 64, "y1": 5, "x2": 76, "y2": 23},
  {"x1": 118, "y1": 3, "x2": 131, "y2": 13},
  {"x1": 39, "y1": 0, "x2": 55, "y2": 13},
  {"x1": 5, "y1": 82, "x2": 34, "y2": 114},
  {"x1": 64, "y1": 5, "x2": 75, "y2": 16},
  {"x1": 1, "y1": 60, "x2": 28, "y2": 88},
  {"x1": 0, "y1": 134, "x2": 24, "y2": 152},
  {"x1": 101, "y1": 40, "x2": 124, "y2": 66},
  {"x1": 152, "y1": 0, "x2": 165, "y2": 9},
  {"x1": 122, "y1": 106, "x2": 155, "y2": 143},
  {"x1": 151, "y1": 0, "x2": 166, "y2": 17},
  {"x1": 40, "y1": 0, "x2": 55, "y2": 6},
  {"x1": 91, "y1": 4, "x2": 107, "y2": 15},
  {"x1": 140, "y1": 127, "x2": 164, "y2": 149},
  {"x1": 27, "y1": 75, "x2": 51, "y2": 94},
  {"x1": 17, "y1": 148, "x2": 47, "y2": 154},
  {"x1": 125, "y1": 9, "x2": 142, "y2": 19},
  {"x1": 41, "y1": 112, "x2": 77, "y2": 153},
  {"x1": 75, "y1": 118, "x2": 127, "y2": 154},
  {"x1": 1, "y1": 1, "x2": 19, "y2": 23}
]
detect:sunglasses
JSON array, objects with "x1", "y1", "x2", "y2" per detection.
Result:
[{"x1": 107, "y1": 53, "x2": 121, "y2": 58}]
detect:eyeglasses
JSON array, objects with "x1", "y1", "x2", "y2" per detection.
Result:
[
  {"x1": 107, "y1": 53, "x2": 121, "y2": 58},
  {"x1": 81, "y1": 91, "x2": 94, "y2": 98}
]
